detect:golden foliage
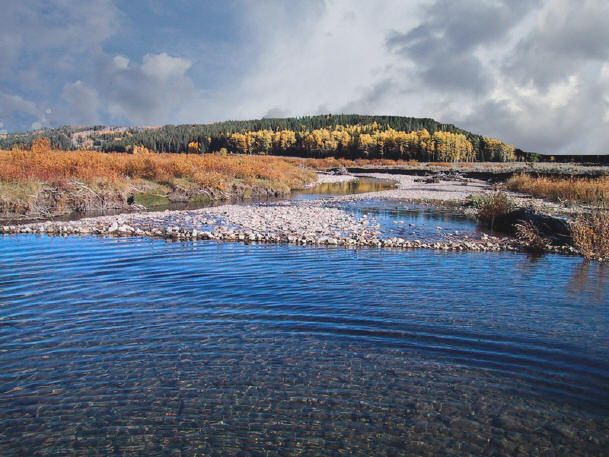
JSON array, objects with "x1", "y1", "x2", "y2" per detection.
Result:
[
  {"x1": 482, "y1": 138, "x2": 516, "y2": 162},
  {"x1": 225, "y1": 124, "x2": 495, "y2": 162},
  {"x1": 187, "y1": 141, "x2": 201, "y2": 153},
  {"x1": 131, "y1": 145, "x2": 153, "y2": 155},
  {"x1": 31, "y1": 137, "x2": 51, "y2": 154}
]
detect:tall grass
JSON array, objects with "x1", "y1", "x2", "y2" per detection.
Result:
[
  {"x1": 0, "y1": 149, "x2": 314, "y2": 190},
  {"x1": 571, "y1": 211, "x2": 609, "y2": 261},
  {"x1": 507, "y1": 174, "x2": 609, "y2": 205},
  {"x1": 472, "y1": 192, "x2": 514, "y2": 231},
  {"x1": 515, "y1": 221, "x2": 549, "y2": 252},
  {"x1": 0, "y1": 149, "x2": 316, "y2": 217}
]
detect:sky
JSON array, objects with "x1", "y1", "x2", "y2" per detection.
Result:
[{"x1": 1, "y1": 0, "x2": 609, "y2": 154}]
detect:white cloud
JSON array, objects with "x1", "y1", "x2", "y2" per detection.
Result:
[
  {"x1": 216, "y1": 0, "x2": 421, "y2": 120},
  {"x1": 98, "y1": 53, "x2": 199, "y2": 125},
  {"x1": 141, "y1": 53, "x2": 192, "y2": 81},
  {"x1": 200, "y1": 0, "x2": 608, "y2": 154},
  {"x1": 113, "y1": 55, "x2": 130, "y2": 70}
]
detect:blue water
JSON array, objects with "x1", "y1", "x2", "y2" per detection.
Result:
[
  {"x1": 339, "y1": 200, "x2": 490, "y2": 240},
  {"x1": 1, "y1": 234, "x2": 608, "y2": 455}
]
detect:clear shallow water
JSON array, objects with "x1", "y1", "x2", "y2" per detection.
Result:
[
  {"x1": 292, "y1": 177, "x2": 396, "y2": 201},
  {"x1": 1, "y1": 235, "x2": 609, "y2": 456},
  {"x1": 339, "y1": 200, "x2": 489, "y2": 241}
]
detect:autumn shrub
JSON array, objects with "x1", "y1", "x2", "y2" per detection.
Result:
[
  {"x1": 0, "y1": 149, "x2": 314, "y2": 187},
  {"x1": 515, "y1": 221, "x2": 549, "y2": 252},
  {"x1": 428, "y1": 162, "x2": 452, "y2": 168},
  {"x1": 571, "y1": 211, "x2": 609, "y2": 261},
  {"x1": 507, "y1": 174, "x2": 609, "y2": 205},
  {"x1": 472, "y1": 192, "x2": 514, "y2": 230},
  {"x1": 31, "y1": 137, "x2": 52, "y2": 154}
]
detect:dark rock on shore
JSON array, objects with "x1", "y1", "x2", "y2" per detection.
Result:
[
  {"x1": 493, "y1": 209, "x2": 572, "y2": 245},
  {"x1": 326, "y1": 166, "x2": 350, "y2": 176}
]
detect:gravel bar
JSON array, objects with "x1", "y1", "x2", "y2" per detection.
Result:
[
  {"x1": 0, "y1": 198, "x2": 576, "y2": 255},
  {"x1": 0, "y1": 172, "x2": 579, "y2": 255}
]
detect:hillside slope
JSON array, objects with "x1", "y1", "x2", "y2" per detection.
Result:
[{"x1": 1, "y1": 114, "x2": 517, "y2": 161}]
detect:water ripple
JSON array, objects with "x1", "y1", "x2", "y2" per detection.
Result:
[{"x1": 1, "y1": 235, "x2": 609, "y2": 455}]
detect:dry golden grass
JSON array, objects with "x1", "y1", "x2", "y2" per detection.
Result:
[
  {"x1": 507, "y1": 174, "x2": 609, "y2": 205},
  {"x1": 427, "y1": 162, "x2": 452, "y2": 168},
  {"x1": 288, "y1": 157, "x2": 492, "y2": 170},
  {"x1": 571, "y1": 211, "x2": 609, "y2": 261},
  {"x1": 284, "y1": 157, "x2": 420, "y2": 170},
  {"x1": 0, "y1": 149, "x2": 314, "y2": 190},
  {"x1": 0, "y1": 149, "x2": 316, "y2": 217}
]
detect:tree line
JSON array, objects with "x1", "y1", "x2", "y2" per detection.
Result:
[
  {"x1": 222, "y1": 124, "x2": 515, "y2": 162},
  {"x1": 0, "y1": 115, "x2": 517, "y2": 162}
]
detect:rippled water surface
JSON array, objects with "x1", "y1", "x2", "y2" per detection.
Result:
[{"x1": 1, "y1": 234, "x2": 609, "y2": 456}]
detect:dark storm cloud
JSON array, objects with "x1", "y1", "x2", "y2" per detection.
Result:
[
  {"x1": 505, "y1": 0, "x2": 609, "y2": 90},
  {"x1": 386, "y1": 0, "x2": 539, "y2": 94}
]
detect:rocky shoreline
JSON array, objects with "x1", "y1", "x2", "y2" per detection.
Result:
[
  {"x1": 0, "y1": 206, "x2": 576, "y2": 257},
  {"x1": 0, "y1": 172, "x2": 581, "y2": 256}
]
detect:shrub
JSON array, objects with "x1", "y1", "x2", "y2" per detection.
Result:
[
  {"x1": 31, "y1": 137, "x2": 51, "y2": 154},
  {"x1": 0, "y1": 149, "x2": 317, "y2": 216},
  {"x1": 515, "y1": 221, "x2": 549, "y2": 252},
  {"x1": 472, "y1": 192, "x2": 513, "y2": 230},
  {"x1": 571, "y1": 211, "x2": 609, "y2": 261}
]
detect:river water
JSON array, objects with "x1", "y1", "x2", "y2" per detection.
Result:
[{"x1": 1, "y1": 181, "x2": 608, "y2": 456}]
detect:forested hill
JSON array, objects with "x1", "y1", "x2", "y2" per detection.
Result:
[{"x1": 0, "y1": 114, "x2": 519, "y2": 162}]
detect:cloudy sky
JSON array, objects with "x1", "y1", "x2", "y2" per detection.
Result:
[{"x1": 1, "y1": 0, "x2": 608, "y2": 154}]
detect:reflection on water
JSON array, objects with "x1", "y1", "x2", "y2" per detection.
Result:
[
  {"x1": 293, "y1": 177, "x2": 396, "y2": 200},
  {"x1": 3, "y1": 177, "x2": 396, "y2": 225},
  {"x1": 1, "y1": 235, "x2": 608, "y2": 455},
  {"x1": 568, "y1": 261, "x2": 609, "y2": 304}
]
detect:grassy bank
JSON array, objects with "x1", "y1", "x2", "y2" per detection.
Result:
[
  {"x1": 0, "y1": 149, "x2": 315, "y2": 219},
  {"x1": 506, "y1": 174, "x2": 609, "y2": 205},
  {"x1": 288, "y1": 158, "x2": 609, "y2": 178}
]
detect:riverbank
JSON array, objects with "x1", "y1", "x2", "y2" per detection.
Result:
[
  {"x1": 301, "y1": 158, "x2": 609, "y2": 179},
  {"x1": 1, "y1": 165, "x2": 602, "y2": 258},
  {"x1": 0, "y1": 150, "x2": 316, "y2": 220}
]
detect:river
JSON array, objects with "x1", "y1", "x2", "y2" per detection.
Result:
[{"x1": 1, "y1": 181, "x2": 608, "y2": 456}]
